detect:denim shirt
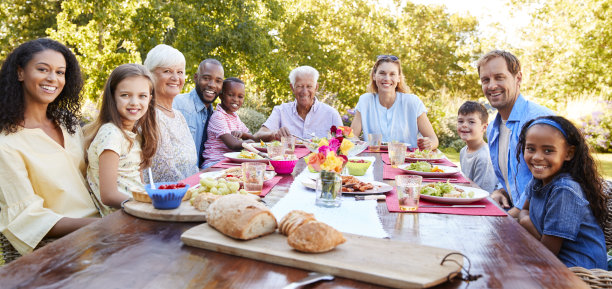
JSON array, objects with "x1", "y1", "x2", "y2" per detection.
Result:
[
  {"x1": 173, "y1": 89, "x2": 213, "y2": 166},
  {"x1": 487, "y1": 94, "x2": 553, "y2": 209},
  {"x1": 526, "y1": 174, "x2": 607, "y2": 269}
]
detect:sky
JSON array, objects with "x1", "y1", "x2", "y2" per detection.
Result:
[{"x1": 401, "y1": 0, "x2": 532, "y2": 43}]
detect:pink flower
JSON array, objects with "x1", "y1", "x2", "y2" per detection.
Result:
[
  {"x1": 318, "y1": 145, "x2": 331, "y2": 156},
  {"x1": 328, "y1": 138, "x2": 340, "y2": 153}
]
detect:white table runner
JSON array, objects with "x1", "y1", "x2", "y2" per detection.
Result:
[{"x1": 271, "y1": 156, "x2": 389, "y2": 238}]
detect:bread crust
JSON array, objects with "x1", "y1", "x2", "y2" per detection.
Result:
[
  {"x1": 287, "y1": 221, "x2": 346, "y2": 253},
  {"x1": 279, "y1": 210, "x2": 316, "y2": 236},
  {"x1": 192, "y1": 193, "x2": 221, "y2": 212},
  {"x1": 206, "y1": 194, "x2": 277, "y2": 240}
]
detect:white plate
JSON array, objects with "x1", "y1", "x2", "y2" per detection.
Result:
[
  {"x1": 405, "y1": 149, "x2": 445, "y2": 161},
  {"x1": 397, "y1": 164, "x2": 460, "y2": 177},
  {"x1": 419, "y1": 185, "x2": 489, "y2": 204},
  {"x1": 224, "y1": 152, "x2": 269, "y2": 163},
  {"x1": 301, "y1": 178, "x2": 393, "y2": 195},
  {"x1": 211, "y1": 170, "x2": 276, "y2": 183}
]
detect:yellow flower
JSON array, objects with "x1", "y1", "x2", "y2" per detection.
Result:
[
  {"x1": 321, "y1": 151, "x2": 344, "y2": 173},
  {"x1": 318, "y1": 137, "x2": 329, "y2": 147},
  {"x1": 339, "y1": 138, "x2": 355, "y2": 155}
]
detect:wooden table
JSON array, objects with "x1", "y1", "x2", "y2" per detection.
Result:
[{"x1": 0, "y1": 153, "x2": 587, "y2": 288}]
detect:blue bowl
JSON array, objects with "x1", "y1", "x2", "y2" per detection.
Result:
[{"x1": 145, "y1": 182, "x2": 190, "y2": 210}]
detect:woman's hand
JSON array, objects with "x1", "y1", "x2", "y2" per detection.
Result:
[{"x1": 417, "y1": 137, "x2": 432, "y2": 150}]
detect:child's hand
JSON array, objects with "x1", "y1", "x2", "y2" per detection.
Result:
[
  {"x1": 231, "y1": 131, "x2": 243, "y2": 139},
  {"x1": 417, "y1": 137, "x2": 432, "y2": 150}
]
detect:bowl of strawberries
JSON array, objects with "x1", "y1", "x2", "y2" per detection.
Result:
[{"x1": 145, "y1": 182, "x2": 190, "y2": 210}]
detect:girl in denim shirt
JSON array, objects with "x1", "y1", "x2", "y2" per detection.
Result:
[{"x1": 517, "y1": 116, "x2": 607, "y2": 269}]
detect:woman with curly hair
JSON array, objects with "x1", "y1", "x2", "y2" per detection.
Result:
[{"x1": 0, "y1": 38, "x2": 100, "y2": 259}]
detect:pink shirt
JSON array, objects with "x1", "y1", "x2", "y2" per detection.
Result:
[{"x1": 203, "y1": 104, "x2": 250, "y2": 167}]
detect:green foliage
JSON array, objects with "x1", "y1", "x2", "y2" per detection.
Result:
[
  {"x1": 237, "y1": 107, "x2": 267, "y2": 134},
  {"x1": 578, "y1": 101, "x2": 612, "y2": 152},
  {"x1": 0, "y1": 0, "x2": 61, "y2": 60}
]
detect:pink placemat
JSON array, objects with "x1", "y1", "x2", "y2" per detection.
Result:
[
  {"x1": 259, "y1": 175, "x2": 283, "y2": 197},
  {"x1": 385, "y1": 188, "x2": 507, "y2": 216},
  {"x1": 180, "y1": 173, "x2": 282, "y2": 198},
  {"x1": 181, "y1": 172, "x2": 201, "y2": 187},
  {"x1": 381, "y1": 154, "x2": 457, "y2": 167},
  {"x1": 382, "y1": 165, "x2": 471, "y2": 183},
  {"x1": 294, "y1": 147, "x2": 311, "y2": 159},
  {"x1": 212, "y1": 158, "x2": 273, "y2": 170}
]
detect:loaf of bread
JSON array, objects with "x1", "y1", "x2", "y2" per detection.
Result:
[
  {"x1": 287, "y1": 220, "x2": 346, "y2": 253},
  {"x1": 206, "y1": 194, "x2": 277, "y2": 240},
  {"x1": 278, "y1": 210, "x2": 316, "y2": 236},
  {"x1": 191, "y1": 193, "x2": 221, "y2": 212}
]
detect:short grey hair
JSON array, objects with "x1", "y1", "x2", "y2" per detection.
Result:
[
  {"x1": 143, "y1": 44, "x2": 186, "y2": 72},
  {"x1": 288, "y1": 66, "x2": 319, "y2": 85}
]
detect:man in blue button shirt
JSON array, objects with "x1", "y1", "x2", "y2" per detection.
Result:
[
  {"x1": 478, "y1": 50, "x2": 553, "y2": 218},
  {"x1": 174, "y1": 59, "x2": 224, "y2": 168}
]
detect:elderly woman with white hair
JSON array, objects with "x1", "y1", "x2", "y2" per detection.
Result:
[
  {"x1": 254, "y1": 65, "x2": 343, "y2": 141},
  {"x1": 143, "y1": 44, "x2": 198, "y2": 182}
]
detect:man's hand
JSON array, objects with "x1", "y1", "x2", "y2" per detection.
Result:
[
  {"x1": 273, "y1": 127, "x2": 291, "y2": 140},
  {"x1": 490, "y1": 188, "x2": 511, "y2": 208},
  {"x1": 417, "y1": 137, "x2": 432, "y2": 150}
]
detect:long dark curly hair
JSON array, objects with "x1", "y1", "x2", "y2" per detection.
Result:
[
  {"x1": 517, "y1": 115, "x2": 608, "y2": 226},
  {"x1": 0, "y1": 38, "x2": 83, "y2": 135}
]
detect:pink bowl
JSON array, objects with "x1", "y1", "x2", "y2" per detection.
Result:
[{"x1": 269, "y1": 159, "x2": 298, "y2": 174}]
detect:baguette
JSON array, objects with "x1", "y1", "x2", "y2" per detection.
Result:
[
  {"x1": 287, "y1": 221, "x2": 346, "y2": 253},
  {"x1": 206, "y1": 194, "x2": 277, "y2": 240},
  {"x1": 278, "y1": 210, "x2": 316, "y2": 236}
]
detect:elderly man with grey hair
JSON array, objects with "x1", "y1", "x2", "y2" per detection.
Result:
[{"x1": 254, "y1": 66, "x2": 343, "y2": 141}]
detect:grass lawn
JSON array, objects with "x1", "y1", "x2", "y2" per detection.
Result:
[{"x1": 442, "y1": 149, "x2": 612, "y2": 181}]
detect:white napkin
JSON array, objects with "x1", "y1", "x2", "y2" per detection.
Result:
[{"x1": 271, "y1": 156, "x2": 389, "y2": 238}]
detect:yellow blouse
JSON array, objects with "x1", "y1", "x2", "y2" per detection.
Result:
[{"x1": 0, "y1": 125, "x2": 100, "y2": 255}]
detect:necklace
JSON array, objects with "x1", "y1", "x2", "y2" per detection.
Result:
[{"x1": 156, "y1": 103, "x2": 173, "y2": 113}]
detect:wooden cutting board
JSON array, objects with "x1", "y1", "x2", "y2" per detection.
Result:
[
  {"x1": 181, "y1": 224, "x2": 462, "y2": 288},
  {"x1": 123, "y1": 200, "x2": 206, "y2": 222}
]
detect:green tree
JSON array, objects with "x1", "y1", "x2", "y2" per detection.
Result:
[
  {"x1": 47, "y1": 0, "x2": 173, "y2": 100},
  {"x1": 0, "y1": 0, "x2": 62, "y2": 60}
]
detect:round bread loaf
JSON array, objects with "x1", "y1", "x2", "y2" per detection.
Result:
[
  {"x1": 287, "y1": 221, "x2": 346, "y2": 253},
  {"x1": 206, "y1": 194, "x2": 277, "y2": 240}
]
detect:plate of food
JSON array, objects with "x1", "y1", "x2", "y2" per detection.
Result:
[
  {"x1": 398, "y1": 162, "x2": 460, "y2": 177},
  {"x1": 252, "y1": 140, "x2": 284, "y2": 152},
  {"x1": 224, "y1": 151, "x2": 268, "y2": 163},
  {"x1": 212, "y1": 167, "x2": 277, "y2": 183},
  {"x1": 301, "y1": 175, "x2": 393, "y2": 195},
  {"x1": 405, "y1": 149, "x2": 445, "y2": 161},
  {"x1": 419, "y1": 182, "x2": 489, "y2": 204}
]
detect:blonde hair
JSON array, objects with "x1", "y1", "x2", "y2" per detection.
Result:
[{"x1": 368, "y1": 56, "x2": 408, "y2": 94}]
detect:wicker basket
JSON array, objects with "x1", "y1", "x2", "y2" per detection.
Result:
[
  {"x1": 1, "y1": 232, "x2": 55, "y2": 266},
  {"x1": 572, "y1": 180, "x2": 612, "y2": 288}
]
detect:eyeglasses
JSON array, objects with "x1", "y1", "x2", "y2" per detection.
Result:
[{"x1": 377, "y1": 55, "x2": 399, "y2": 61}]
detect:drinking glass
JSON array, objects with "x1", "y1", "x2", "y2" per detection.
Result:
[
  {"x1": 315, "y1": 170, "x2": 342, "y2": 208},
  {"x1": 395, "y1": 175, "x2": 422, "y2": 211},
  {"x1": 368, "y1": 133, "x2": 382, "y2": 152},
  {"x1": 242, "y1": 162, "x2": 266, "y2": 195},
  {"x1": 389, "y1": 142, "x2": 407, "y2": 167},
  {"x1": 267, "y1": 142, "x2": 285, "y2": 160},
  {"x1": 281, "y1": 136, "x2": 296, "y2": 155}
]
